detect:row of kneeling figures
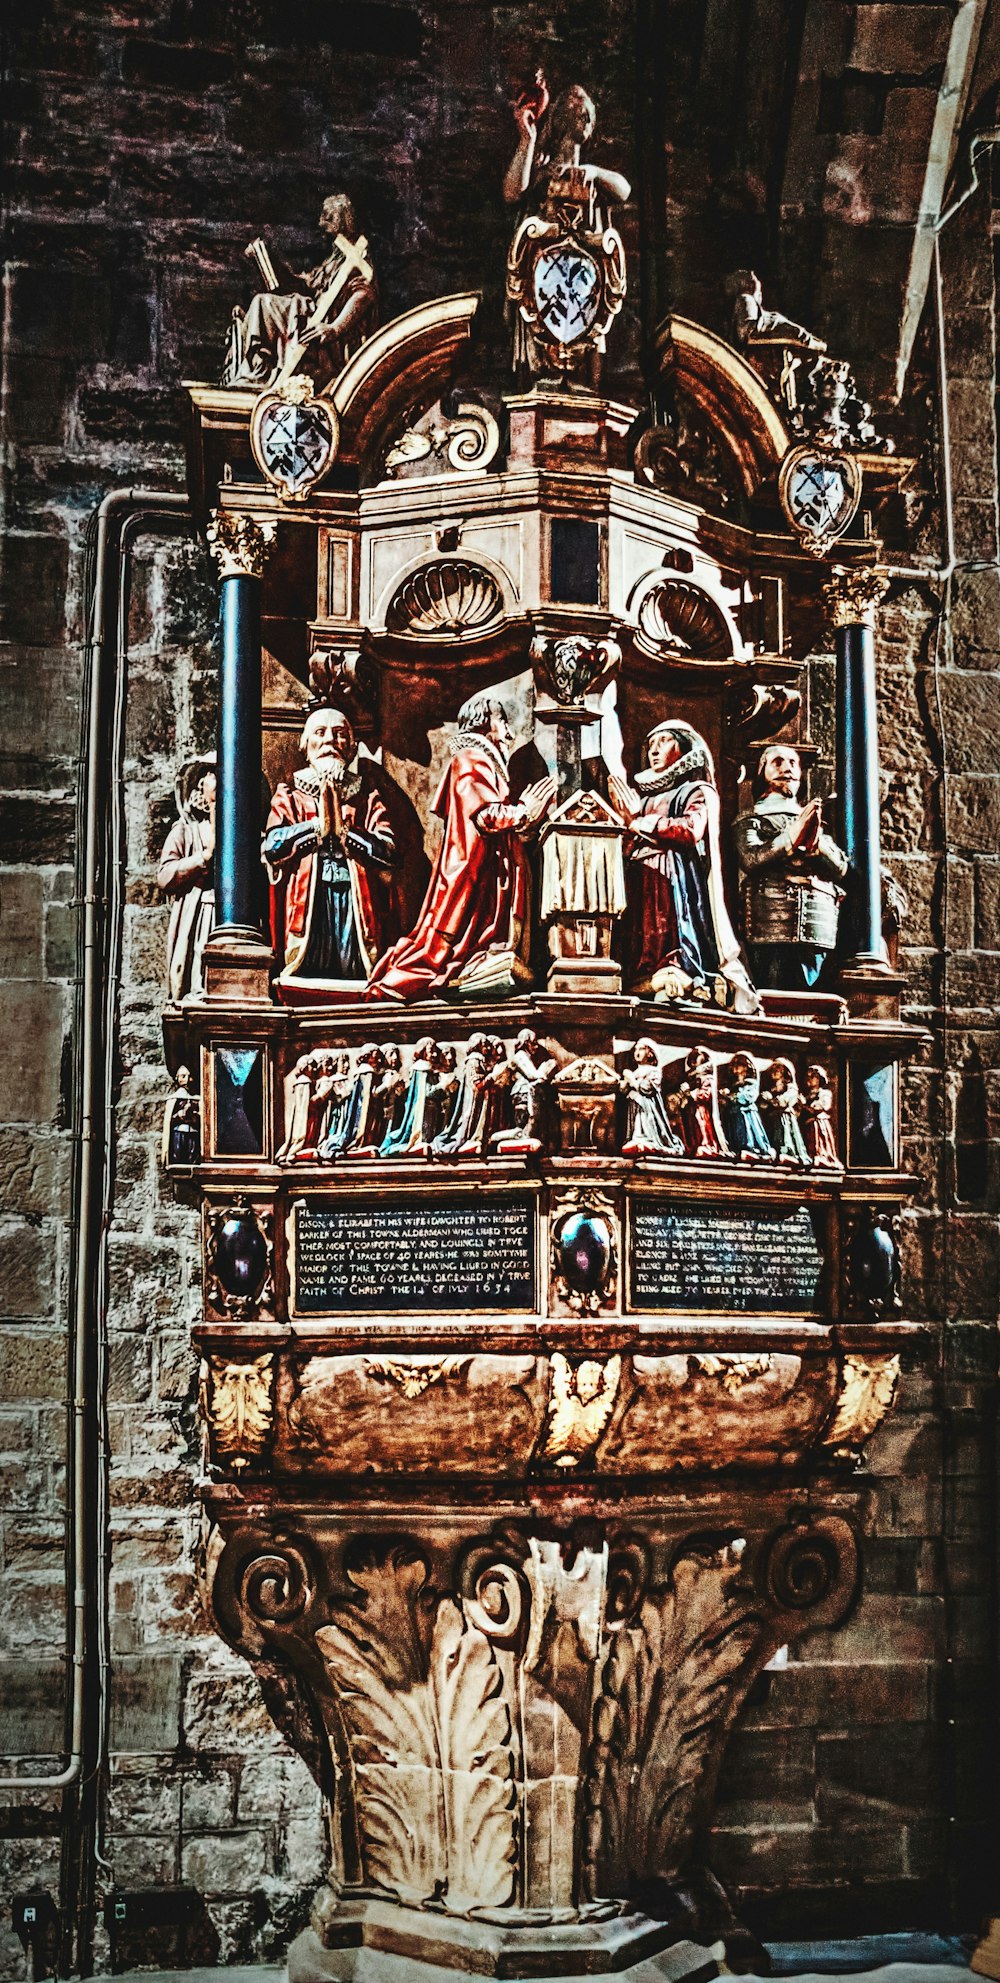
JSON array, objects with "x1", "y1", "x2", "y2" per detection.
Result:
[
  {"x1": 276, "y1": 1034, "x2": 842, "y2": 1168},
  {"x1": 161, "y1": 699, "x2": 854, "y2": 1007}
]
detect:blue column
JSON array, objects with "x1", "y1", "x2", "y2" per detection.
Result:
[
  {"x1": 828, "y1": 566, "x2": 890, "y2": 974},
  {"x1": 207, "y1": 512, "x2": 275, "y2": 944}
]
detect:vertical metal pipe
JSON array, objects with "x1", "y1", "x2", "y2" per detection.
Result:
[{"x1": 215, "y1": 571, "x2": 263, "y2": 938}]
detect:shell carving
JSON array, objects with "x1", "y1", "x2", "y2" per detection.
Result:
[
  {"x1": 386, "y1": 559, "x2": 505, "y2": 638},
  {"x1": 636, "y1": 577, "x2": 733, "y2": 660}
]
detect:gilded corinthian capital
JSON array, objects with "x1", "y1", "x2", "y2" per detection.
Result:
[
  {"x1": 822, "y1": 563, "x2": 888, "y2": 630},
  {"x1": 207, "y1": 510, "x2": 276, "y2": 581}
]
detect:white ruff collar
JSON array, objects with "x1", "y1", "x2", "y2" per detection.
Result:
[
  {"x1": 296, "y1": 762, "x2": 361, "y2": 802},
  {"x1": 634, "y1": 741, "x2": 715, "y2": 796}
]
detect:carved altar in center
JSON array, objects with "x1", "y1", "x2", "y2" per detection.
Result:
[{"x1": 164, "y1": 132, "x2": 922, "y2": 1979}]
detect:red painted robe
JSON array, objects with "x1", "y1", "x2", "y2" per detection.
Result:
[{"x1": 367, "y1": 739, "x2": 529, "y2": 1002}]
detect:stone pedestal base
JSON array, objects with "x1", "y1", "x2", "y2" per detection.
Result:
[
  {"x1": 289, "y1": 1899, "x2": 720, "y2": 1982},
  {"x1": 547, "y1": 955, "x2": 622, "y2": 995},
  {"x1": 202, "y1": 932, "x2": 273, "y2": 1002}
]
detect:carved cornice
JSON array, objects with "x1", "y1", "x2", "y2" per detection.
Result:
[
  {"x1": 822, "y1": 564, "x2": 889, "y2": 630},
  {"x1": 207, "y1": 510, "x2": 277, "y2": 581}
]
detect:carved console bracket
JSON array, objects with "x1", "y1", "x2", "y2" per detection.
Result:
[{"x1": 206, "y1": 1508, "x2": 859, "y2": 1979}]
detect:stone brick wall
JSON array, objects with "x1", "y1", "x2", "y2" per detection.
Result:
[{"x1": 1, "y1": 0, "x2": 997, "y2": 1970}]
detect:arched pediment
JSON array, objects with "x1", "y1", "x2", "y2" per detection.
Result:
[
  {"x1": 329, "y1": 292, "x2": 482, "y2": 480},
  {"x1": 653, "y1": 315, "x2": 791, "y2": 497}
]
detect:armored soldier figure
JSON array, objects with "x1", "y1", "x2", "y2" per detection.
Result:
[{"x1": 733, "y1": 745, "x2": 849, "y2": 991}]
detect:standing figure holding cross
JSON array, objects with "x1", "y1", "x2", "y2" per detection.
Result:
[{"x1": 222, "y1": 193, "x2": 378, "y2": 391}]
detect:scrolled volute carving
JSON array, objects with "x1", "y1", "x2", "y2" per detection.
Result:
[
  {"x1": 242, "y1": 1544, "x2": 314, "y2": 1627},
  {"x1": 761, "y1": 1515, "x2": 859, "y2": 1630},
  {"x1": 384, "y1": 397, "x2": 501, "y2": 478},
  {"x1": 209, "y1": 1526, "x2": 319, "y2": 1661}
]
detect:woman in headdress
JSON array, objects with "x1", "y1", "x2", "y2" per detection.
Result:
[{"x1": 612, "y1": 720, "x2": 758, "y2": 1013}]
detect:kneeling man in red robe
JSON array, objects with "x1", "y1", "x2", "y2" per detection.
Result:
[{"x1": 367, "y1": 693, "x2": 555, "y2": 1002}]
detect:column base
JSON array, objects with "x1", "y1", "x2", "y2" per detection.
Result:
[
  {"x1": 837, "y1": 965, "x2": 906, "y2": 1022},
  {"x1": 290, "y1": 1898, "x2": 721, "y2": 1981},
  {"x1": 201, "y1": 931, "x2": 273, "y2": 1002}
]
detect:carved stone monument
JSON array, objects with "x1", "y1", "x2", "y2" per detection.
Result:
[{"x1": 166, "y1": 117, "x2": 924, "y2": 1982}]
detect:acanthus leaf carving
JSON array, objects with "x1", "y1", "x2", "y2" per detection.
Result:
[
  {"x1": 430, "y1": 1600, "x2": 517, "y2": 1912},
  {"x1": 821, "y1": 1353, "x2": 900, "y2": 1458},
  {"x1": 205, "y1": 1352, "x2": 275, "y2": 1470},
  {"x1": 314, "y1": 1540, "x2": 519, "y2": 1913},
  {"x1": 582, "y1": 1539, "x2": 764, "y2": 1896}
]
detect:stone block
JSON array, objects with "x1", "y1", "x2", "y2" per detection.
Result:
[
  {"x1": 815, "y1": 1723, "x2": 945, "y2": 1821},
  {"x1": 107, "y1": 1335, "x2": 154, "y2": 1406},
  {"x1": 0, "y1": 1330, "x2": 66, "y2": 1403},
  {"x1": 0, "y1": 540, "x2": 70, "y2": 647},
  {"x1": 109, "y1": 1652, "x2": 183, "y2": 1753},
  {"x1": 43, "y1": 901, "x2": 77, "y2": 980},
  {"x1": 184, "y1": 1763, "x2": 238, "y2": 1830},
  {"x1": 0, "y1": 1657, "x2": 66, "y2": 1754},
  {"x1": 0, "y1": 1130, "x2": 69, "y2": 1221},
  {"x1": 0, "y1": 798, "x2": 75, "y2": 867},
  {"x1": 106, "y1": 1764, "x2": 182, "y2": 1833},
  {"x1": 715, "y1": 1729, "x2": 815, "y2": 1825},
  {"x1": 237, "y1": 1751, "x2": 320, "y2": 1822},
  {"x1": 948, "y1": 765, "x2": 1000, "y2": 852},
  {"x1": 277, "y1": 1817, "x2": 327, "y2": 1887},
  {"x1": 183, "y1": 1656, "x2": 285, "y2": 1754},
  {"x1": 7, "y1": 264, "x2": 112, "y2": 361},
  {"x1": 182, "y1": 1827, "x2": 270, "y2": 1894},
  {"x1": 804, "y1": 1593, "x2": 945, "y2": 1665},
  {"x1": 0, "y1": 1223, "x2": 56, "y2": 1321},
  {"x1": 952, "y1": 495, "x2": 999, "y2": 566},
  {"x1": 0, "y1": 984, "x2": 66, "y2": 1125},
  {"x1": 107, "y1": 1833, "x2": 180, "y2": 1885},
  {"x1": 950, "y1": 566, "x2": 1000, "y2": 668},
  {"x1": 0, "y1": 872, "x2": 44, "y2": 980},
  {"x1": 0, "y1": 1576, "x2": 66, "y2": 1656}
]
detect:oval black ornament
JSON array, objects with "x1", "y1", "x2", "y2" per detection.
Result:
[
  {"x1": 558, "y1": 1212, "x2": 612, "y2": 1296},
  {"x1": 214, "y1": 1208, "x2": 267, "y2": 1298}
]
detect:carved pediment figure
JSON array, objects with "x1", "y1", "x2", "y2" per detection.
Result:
[
  {"x1": 504, "y1": 83, "x2": 630, "y2": 382},
  {"x1": 222, "y1": 193, "x2": 378, "y2": 391},
  {"x1": 367, "y1": 694, "x2": 556, "y2": 1003}
]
